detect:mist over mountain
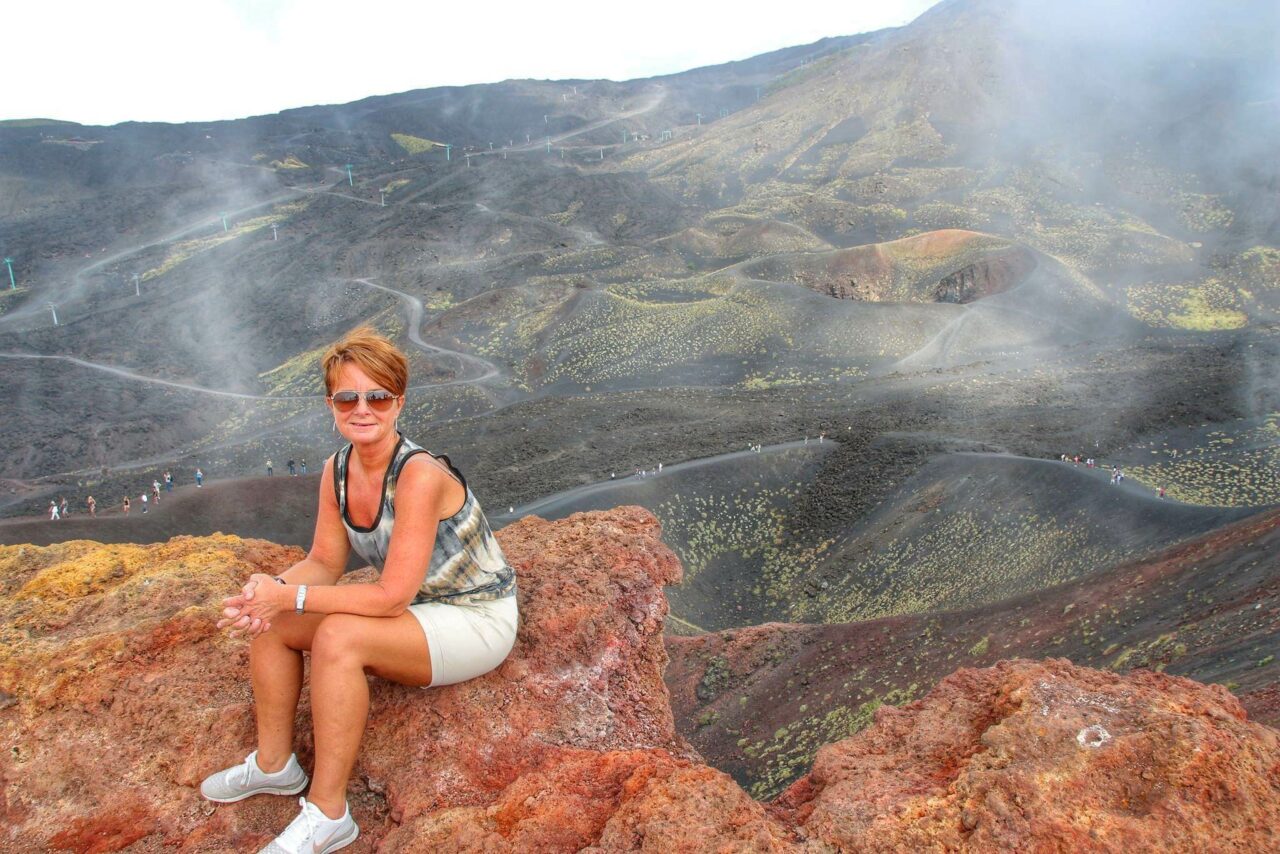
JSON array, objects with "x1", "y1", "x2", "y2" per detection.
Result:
[{"x1": 1, "y1": 0, "x2": 1277, "y2": 806}]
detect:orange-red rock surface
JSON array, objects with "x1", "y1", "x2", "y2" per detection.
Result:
[{"x1": 2, "y1": 508, "x2": 1278, "y2": 852}]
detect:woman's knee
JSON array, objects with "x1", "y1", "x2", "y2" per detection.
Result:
[
  {"x1": 310, "y1": 614, "x2": 365, "y2": 668},
  {"x1": 252, "y1": 612, "x2": 315, "y2": 653}
]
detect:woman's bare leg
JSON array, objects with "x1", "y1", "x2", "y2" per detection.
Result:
[
  {"x1": 249, "y1": 613, "x2": 326, "y2": 772},
  {"x1": 306, "y1": 613, "x2": 432, "y2": 818}
]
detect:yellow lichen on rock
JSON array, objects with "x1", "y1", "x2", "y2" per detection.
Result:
[{"x1": 0, "y1": 537, "x2": 302, "y2": 691}]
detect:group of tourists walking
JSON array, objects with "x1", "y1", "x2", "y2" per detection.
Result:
[
  {"x1": 266, "y1": 458, "x2": 309, "y2": 476},
  {"x1": 1058, "y1": 453, "x2": 1167, "y2": 498},
  {"x1": 45, "y1": 467, "x2": 206, "y2": 520}
]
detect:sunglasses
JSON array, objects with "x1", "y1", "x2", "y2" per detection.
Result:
[{"x1": 328, "y1": 389, "x2": 401, "y2": 412}]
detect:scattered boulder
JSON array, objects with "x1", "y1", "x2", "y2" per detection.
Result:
[{"x1": 775, "y1": 658, "x2": 1280, "y2": 851}]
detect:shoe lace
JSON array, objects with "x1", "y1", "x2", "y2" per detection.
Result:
[
  {"x1": 238, "y1": 755, "x2": 256, "y2": 789},
  {"x1": 274, "y1": 797, "x2": 319, "y2": 853}
]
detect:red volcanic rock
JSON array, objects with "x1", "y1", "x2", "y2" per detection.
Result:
[
  {"x1": 776, "y1": 658, "x2": 1280, "y2": 852},
  {"x1": 2, "y1": 513, "x2": 1278, "y2": 852}
]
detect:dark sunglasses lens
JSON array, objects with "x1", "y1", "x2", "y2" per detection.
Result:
[
  {"x1": 366, "y1": 391, "x2": 397, "y2": 410},
  {"x1": 331, "y1": 391, "x2": 360, "y2": 410}
]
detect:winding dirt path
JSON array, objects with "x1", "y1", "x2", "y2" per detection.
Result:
[
  {"x1": 348, "y1": 277, "x2": 502, "y2": 386},
  {"x1": 0, "y1": 353, "x2": 313, "y2": 400}
]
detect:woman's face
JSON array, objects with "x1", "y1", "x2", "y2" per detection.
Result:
[{"x1": 328, "y1": 362, "x2": 405, "y2": 448}]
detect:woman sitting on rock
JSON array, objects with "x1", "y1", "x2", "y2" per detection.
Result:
[{"x1": 202, "y1": 326, "x2": 518, "y2": 854}]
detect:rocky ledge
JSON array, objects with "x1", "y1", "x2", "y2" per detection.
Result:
[{"x1": 1, "y1": 507, "x2": 1277, "y2": 852}]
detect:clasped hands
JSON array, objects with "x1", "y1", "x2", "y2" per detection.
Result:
[{"x1": 217, "y1": 573, "x2": 289, "y2": 639}]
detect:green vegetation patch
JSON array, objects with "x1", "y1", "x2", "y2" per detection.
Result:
[
  {"x1": 1178, "y1": 192, "x2": 1234, "y2": 233},
  {"x1": 1127, "y1": 446, "x2": 1280, "y2": 506},
  {"x1": 270, "y1": 154, "x2": 309, "y2": 170},
  {"x1": 1127, "y1": 279, "x2": 1249, "y2": 330},
  {"x1": 258, "y1": 345, "x2": 328, "y2": 397},
  {"x1": 391, "y1": 133, "x2": 443, "y2": 155},
  {"x1": 744, "y1": 685, "x2": 918, "y2": 799},
  {"x1": 1109, "y1": 633, "x2": 1187, "y2": 672},
  {"x1": 142, "y1": 200, "x2": 310, "y2": 282},
  {"x1": 802, "y1": 508, "x2": 1127, "y2": 624}
]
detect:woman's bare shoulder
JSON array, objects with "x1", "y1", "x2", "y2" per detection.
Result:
[{"x1": 399, "y1": 451, "x2": 455, "y2": 484}]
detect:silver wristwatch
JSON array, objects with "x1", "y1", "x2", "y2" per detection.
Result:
[{"x1": 295, "y1": 584, "x2": 308, "y2": 615}]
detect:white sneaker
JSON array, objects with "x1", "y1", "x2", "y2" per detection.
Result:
[
  {"x1": 200, "y1": 750, "x2": 309, "y2": 803},
  {"x1": 259, "y1": 797, "x2": 359, "y2": 854}
]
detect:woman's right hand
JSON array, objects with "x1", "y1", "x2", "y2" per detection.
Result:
[{"x1": 218, "y1": 584, "x2": 272, "y2": 639}]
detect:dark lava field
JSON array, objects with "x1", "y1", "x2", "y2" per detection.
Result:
[{"x1": 1, "y1": 0, "x2": 1276, "y2": 797}]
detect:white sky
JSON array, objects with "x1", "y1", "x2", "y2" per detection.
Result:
[{"x1": 8, "y1": 0, "x2": 939, "y2": 126}]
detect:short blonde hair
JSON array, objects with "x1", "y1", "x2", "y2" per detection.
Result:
[{"x1": 321, "y1": 326, "x2": 409, "y2": 396}]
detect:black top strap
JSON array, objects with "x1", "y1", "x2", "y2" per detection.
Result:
[{"x1": 331, "y1": 445, "x2": 350, "y2": 510}]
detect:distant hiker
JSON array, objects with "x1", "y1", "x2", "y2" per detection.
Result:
[
  {"x1": 658, "y1": 462, "x2": 663, "y2": 472},
  {"x1": 164, "y1": 470, "x2": 173, "y2": 492},
  {"x1": 196, "y1": 468, "x2": 204, "y2": 487},
  {"x1": 288, "y1": 459, "x2": 297, "y2": 476},
  {"x1": 59, "y1": 496, "x2": 69, "y2": 517},
  {"x1": 610, "y1": 472, "x2": 615, "y2": 479},
  {"x1": 152, "y1": 480, "x2": 162, "y2": 502},
  {"x1": 300, "y1": 459, "x2": 307, "y2": 475},
  {"x1": 204, "y1": 327, "x2": 516, "y2": 853},
  {"x1": 49, "y1": 500, "x2": 60, "y2": 521},
  {"x1": 266, "y1": 459, "x2": 274, "y2": 476},
  {"x1": 123, "y1": 496, "x2": 131, "y2": 515},
  {"x1": 141, "y1": 493, "x2": 149, "y2": 513},
  {"x1": 87, "y1": 495, "x2": 97, "y2": 517},
  {"x1": 1158, "y1": 486, "x2": 1166, "y2": 499}
]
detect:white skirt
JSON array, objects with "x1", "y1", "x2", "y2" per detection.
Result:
[{"x1": 407, "y1": 595, "x2": 518, "y2": 687}]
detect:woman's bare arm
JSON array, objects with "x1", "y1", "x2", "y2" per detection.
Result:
[
  {"x1": 239, "y1": 455, "x2": 449, "y2": 622},
  {"x1": 277, "y1": 456, "x2": 351, "y2": 585}
]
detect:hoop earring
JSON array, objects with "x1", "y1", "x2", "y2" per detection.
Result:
[{"x1": 332, "y1": 417, "x2": 338, "y2": 434}]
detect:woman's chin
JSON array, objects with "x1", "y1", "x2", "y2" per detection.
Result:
[{"x1": 343, "y1": 424, "x2": 390, "y2": 443}]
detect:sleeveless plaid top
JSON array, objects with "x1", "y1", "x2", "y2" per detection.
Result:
[{"x1": 333, "y1": 435, "x2": 516, "y2": 604}]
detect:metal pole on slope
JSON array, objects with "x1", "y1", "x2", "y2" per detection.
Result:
[
  {"x1": 133, "y1": 273, "x2": 140, "y2": 296},
  {"x1": 3, "y1": 257, "x2": 14, "y2": 289},
  {"x1": 220, "y1": 213, "x2": 229, "y2": 232},
  {"x1": 345, "y1": 164, "x2": 354, "y2": 186},
  {"x1": 48, "y1": 303, "x2": 59, "y2": 326}
]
